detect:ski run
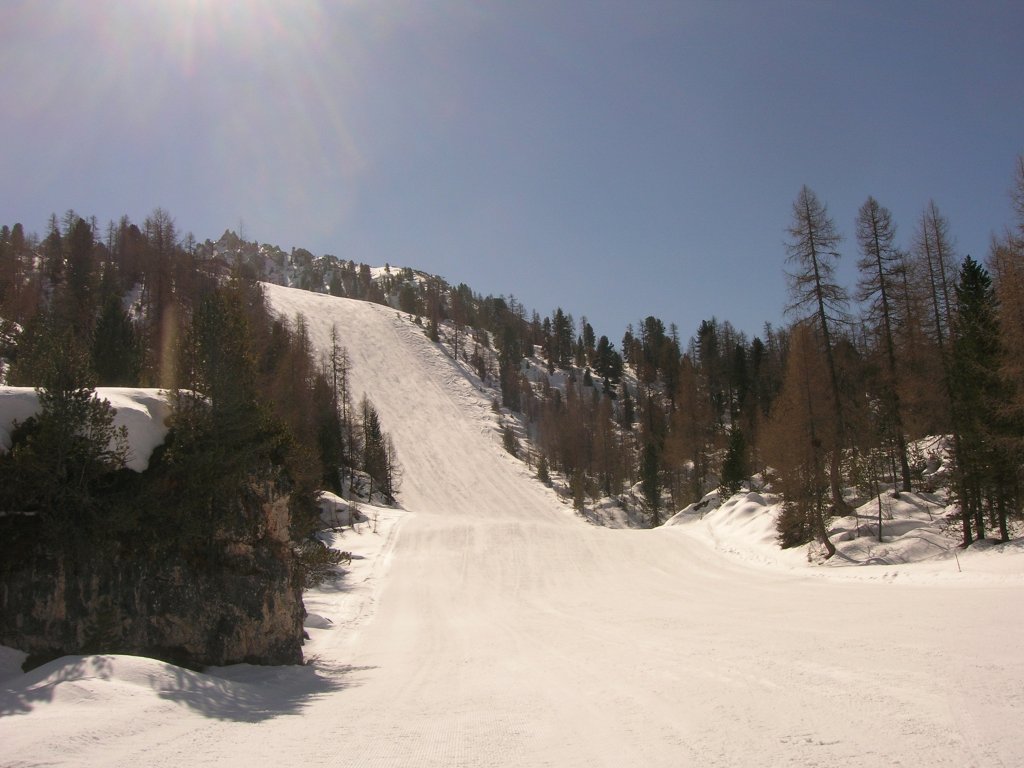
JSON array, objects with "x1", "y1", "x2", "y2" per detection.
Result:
[{"x1": 2, "y1": 283, "x2": 1022, "y2": 767}]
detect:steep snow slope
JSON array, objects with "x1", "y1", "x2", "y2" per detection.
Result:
[
  {"x1": 2, "y1": 284, "x2": 1022, "y2": 767},
  {"x1": 265, "y1": 284, "x2": 567, "y2": 522}
]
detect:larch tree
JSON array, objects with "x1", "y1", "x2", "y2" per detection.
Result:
[
  {"x1": 784, "y1": 185, "x2": 852, "y2": 515},
  {"x1": 913, "y1": 201, "x2": 959, "y2": 355},
  {"x1": 910, "y1": 201, "x2": 973, "y2": 540},
  {"x1": 764, "y1": 323, "x2": 836, "y2": 556},
  {"x1": 142, "y1": 208, "x2": 180, "y2": 387},
  {"x1": 989, "y1": 156, "x2": 1024, "y2": 481},
  {"x1": 855, "y1": 196, "x2": 912, "y2": 492}
]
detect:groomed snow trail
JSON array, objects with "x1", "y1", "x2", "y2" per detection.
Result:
[{"x1": 2, "y1": 284, "x2": 1022, "y2": 767}]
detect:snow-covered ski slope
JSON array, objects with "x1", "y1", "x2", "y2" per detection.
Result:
[
  {"x1": 267, "y1": 283, "x2": 566, "y2": 522},
  {"x1": 2, "y1": 283, "x2": 1022, "y2": 767}
]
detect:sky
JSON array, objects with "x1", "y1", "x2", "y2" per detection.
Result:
[{"x1": 1, "y1": 0, "x2": 1022, "y2": 344}]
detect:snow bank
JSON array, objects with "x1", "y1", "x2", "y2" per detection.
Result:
[
  {"x1": 664, "y1": 489, "x2": 804, "y2": 568},
  {"x1": 317, "y1": 490, "x2": 362, "y2": 527},
  {"x1": 0, "y1": 387, "x2": 172, "y2": 472},
  {"x1": 666, "y1": 485, "x2": 1024, "y2": 582}
]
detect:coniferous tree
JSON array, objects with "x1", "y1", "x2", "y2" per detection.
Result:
[
  {"x1": 328, "y1": 324, "x2": 357, "y2": 480},
  {"x1": 950, "y1": 257, "x2": 1014, "y2": 541},
  {"x1": 640, "y1": 441, "x2": 662, "y2": 526},
  {"x1": 989, "y1": 156, "x2": 1024, "y2": 495},
  {"x1": 161, "y1": 282, "x2": 299, "y2": 544},
  {"x1": 42, "y1": 214, "x2": 64, "y2": 286},
  {"x1": 619, "y1": 382, "x2": 634, "y2": 428},
  {"x1": 536, "y1": 453, "x2": 551, "y2": 485},
  {"x1": 361, "y1": 395, "x2": 389, "y2": 500},
  {"x1": 856, "y1": 196, "x2": 912, "y2": 492},
  {"x1": 784, "y1": 186, "x2": 851, "y2": 516},
  {"x1": 54, "y1": 217, "x2": 98, "y2": 335},
  {"x1": 548, "y1": 308, "x2": 574, "y2": 370},
  {"x1": 720, "y1": 426, "x2": 749, "y2": 496},
  {"x1": 764, "y1": 323, "x2": 836, "y2": 555},
  {"x1": 497, "y1": 324, "x2": 523, "y2": 412},
  {"x1": 92, "y1": 295, "x2": 142, "y2": 386},
  {"x1": 593, "y1": 335, "x2": 622, "y2": 395},
  {"x1": 582, "y1": 320, "x2": 596, "y2": 364},
  {"x1": 0, "y1": 323, "x2": 127, "y2": 543},
  {"x1": 142, "y1": 208, "x2": 180, "y2": 386},
  {"x1": 664, "y1": 354, "x2": 713, "y2": 506}
]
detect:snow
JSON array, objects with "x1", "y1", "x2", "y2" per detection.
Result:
[
  {"x1": 2, "y1": 284, "x2": 1023, "y2": 767},
  {"x1": 0, "y1": 387, "x2": 171, "y2": 471}
]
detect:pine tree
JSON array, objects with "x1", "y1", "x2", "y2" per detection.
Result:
[
  {"x1": 361, "y1": 395, "x2": 389, "y2": 500},
  {"x1": 536, "y1": 453, "x2": 551, "y2": 485},
  {"x1": 950, "y1": 257, "x2": 1013, "y2": 541},
  {"x1": 92, "y1": 295, "x2": 142, "y2": 386},
  {"x1": 161, "y1": 283, "x2": 294, "y2": 544},
  {"x1": 42, "y1": 213, "x2": 64, "y2": 286},
  {"x1": 498, "y1": 325, "x2": 523, "y2": 412},
  {"x1": 640, "y1": 441, "x2": 662, "y2": 526},
  {"x1": 0, "y1": 325, "x2": 128, "y2": 542},
  {"x1": 593, "y1": 335, "x2": 622, "y2": 394},
  {"x1": 720, "y1": 426, "x2": 748, "y2": 496},
  {"x1": 62, "y1": 217, "x2": 97, "y2": 333}
]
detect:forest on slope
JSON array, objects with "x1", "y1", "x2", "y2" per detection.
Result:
[
  {"x1": 201, "y1": 155, "x2": 1023, "y2": 553},
  {"x1": 0, "y1": 156, "x2": 1021, "y2": 664}
]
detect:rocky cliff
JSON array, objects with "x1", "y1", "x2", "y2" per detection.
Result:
[{"x1": 0, "y1": 497, "x2": 305, "y2": 670}]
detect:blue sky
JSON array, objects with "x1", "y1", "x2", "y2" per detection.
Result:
[{"x1": 1, "y1": 0, "x2": 1021, "y2": 345}]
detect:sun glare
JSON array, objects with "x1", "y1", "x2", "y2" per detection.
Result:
[{"x1": 150, "y1": 0, "x2": 328, "y2": 76}]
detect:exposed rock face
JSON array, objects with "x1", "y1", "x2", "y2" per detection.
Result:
[{"x1": 0, "y1": 498, "x2": 305, "y2": 670}]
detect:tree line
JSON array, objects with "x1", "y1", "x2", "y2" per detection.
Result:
[
  {"x1": 5, "y1": 156, "x2": 1019, "y2": 558},
  {"x1": 0, "y1": 210, "x2": 397, "y2": 576},
  {"x1": 343, "y1": 158, "x2": 1023, "y2": 549}
]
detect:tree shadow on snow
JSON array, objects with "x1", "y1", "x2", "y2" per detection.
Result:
[
  {"x1": 0, "y1": 654, "x2": 114, "y2": 716},
  {"x1": 155, "y1": 660, "x2": 377, "y2": 722},
  {"x1": 0, "y1": 654, "x2": 376, "y2": 723}
]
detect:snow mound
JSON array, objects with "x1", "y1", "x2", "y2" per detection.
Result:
[
  {"x1": 0, "y1": 653, "x2": 341, "y2": 724},
  {"x1": 828, "y1": 491, "x2": 954, "y2": 566},
  {"x1": 665, "y1": 484, "x2": 1024, "y2": 581},
  {"x1": 665, "y1": 489, "x2": 799, "y2": 568},
  {"x1": 0, "y1": 387, "x2": 171, "y2": 471}
]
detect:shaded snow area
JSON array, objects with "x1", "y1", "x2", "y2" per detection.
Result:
[
  {"x1": 2, "y1": 285, "x2": 1023, "y2": 767},
  {"x1": 0, "y1": 386, "x2": 171, "y2": 471}
]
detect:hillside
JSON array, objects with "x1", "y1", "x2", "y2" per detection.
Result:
[
  {"x1": 263, "y1": 282, "x2": 567, "y2": 521},
  {"x1": 2, "y1": 284, "x2": 1023, "y2": 767}
]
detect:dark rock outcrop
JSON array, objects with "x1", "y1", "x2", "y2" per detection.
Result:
[{"x1": 0, "y1": 498, "x2": 305, "y2": 670}]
